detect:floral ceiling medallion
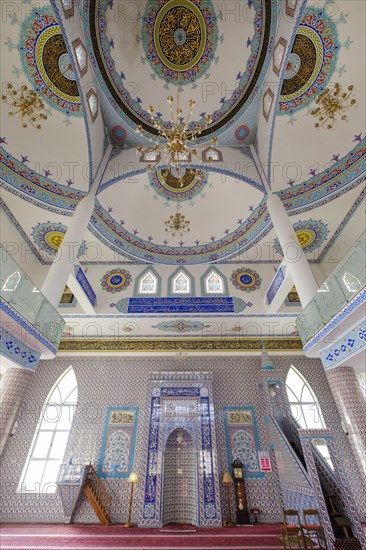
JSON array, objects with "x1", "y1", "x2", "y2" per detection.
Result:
[
  {"x1": 274, "y1": 219, "x2": 328, "y2": 255},
  {"x1": 278, "y1": 8, "x2": 339, "y2": 115},
  {"x1": 100, "y1": 269, "x2": 132, "y2": 293},
  {"x1": 142, "y1": 0, "x2": 218, "y2": 85},
  {"x1": 231, "y1": 268, "x2": 262, "y2": 292},
  {"x1": 19, "y1": 7, "x2": 82, "y2": 117},
  {"x1": 87, "y1": 0, "x2": 272, "y2": 137}
]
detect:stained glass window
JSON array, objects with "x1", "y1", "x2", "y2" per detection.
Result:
[
  {"x1": 205, "y1": 271, "x2": 223, "y2": 293},
  {"x1": 18, "y1": 367, "x2": 78, "y2": 494},
  {"x1": 139, "y1": 271, "x2": 157, "y2": 294},
  {"x1": 173, "y1": 271, "x2": 190, "y2": 294}
]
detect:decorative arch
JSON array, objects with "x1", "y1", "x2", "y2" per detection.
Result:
[
  {"x1": 168, "y1": 267, "x2": 195, "y2": 297},
  {"x1": 134, "y1": 267, "x2": 162, "y2": 296},
  {"x1": 18, "y1": 366, "x2": 78, "y2": 494},
  {"x1": 201, "y1": 266, "x2": 228, "y2": 296}
]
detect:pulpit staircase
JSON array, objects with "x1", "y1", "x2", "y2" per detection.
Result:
[{"x1": 83, "y1": 464, "x2": 112, "y2": 526}]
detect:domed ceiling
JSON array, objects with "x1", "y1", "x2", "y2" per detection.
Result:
[{"x1": 84, "y1": 0, "x2": 275, "y2": 141}]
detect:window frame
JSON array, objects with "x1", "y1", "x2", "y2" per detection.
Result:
[{"x1": 18, "y1": 367, "x2": 78, "y2": 494}]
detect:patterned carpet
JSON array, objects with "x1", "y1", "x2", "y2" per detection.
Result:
[{"x1": 0, "y1": 523, "x2": 285, "y2": 549}]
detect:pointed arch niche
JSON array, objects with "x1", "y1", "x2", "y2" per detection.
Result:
[
  {"x1": 168, "y1": 267, "x2": 195, "y2": 297},
  {"x1": 134, "y1": 267, "x2": 161, "y2": 296},
  {"x1": 201, "y1": 267, "x2": 228, "y2": 296},
  {"x1": 162, "y1": 427, "x2": 198, "y2": 526},
  {"x1": 18, "y1": 367, "x2": 78, "y2": 494},
  {"x1": 140, "y1": 372, "x2": 222, "y2": 527}
]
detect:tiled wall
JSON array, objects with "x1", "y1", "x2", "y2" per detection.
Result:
[{"x1": 1, "y1": 355, "x2": 365, "y2": 523}]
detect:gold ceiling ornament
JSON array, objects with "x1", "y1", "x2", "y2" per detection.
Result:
[
  {"x1": 136, "y1": 80, "x2": 222, "y2": 178},
  {"x1": 164, "y1": 202, "x2": 190, "y2": 237},
  {"x1": 311, "y1": 83, "x2": 356, "y2": 130},
  {"x1": 2, "y1": 83, "x2": 48, "y2": 129}
]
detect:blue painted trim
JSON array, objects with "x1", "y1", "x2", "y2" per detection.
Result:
[
  {"x1": 97, "y1": 406, "x2": 139, "y2": 479},
  {"x1": 266, "y1": 0, "x2": 308, "y2": 183},
  {"x1": 0, "y1": 298, "x2": 57, "y2": 354},
  {"x1": 0, "y1": 198, "x2": 48, "y2": 265},
  {"x1": 167, "y1": 266, "x2": 196, "y2": 297},
  {"x1": 303, "y1": 288, "x2": 366, "y2": 352},
  {"x1": 133, "y1": 266, "x2": 162, "y2": 297},
  {"x1": 223, "y1": 406, "x2": 265, "y2": 479},
  {"x1": 97, "y1": 164, "x2": 266, "y2": 195},
  {"x1": 75, "y1": 266, "x2": 97, "y2": 306},
  {"x1": 200, "y1": 266, "x2": 229, "y2": 297},
  {"x1": 49, "y1": 0, "x2": 94, "y2": 188},
  {"x1": 318, "y1": 187, "x2": 366, "y2": 262}
]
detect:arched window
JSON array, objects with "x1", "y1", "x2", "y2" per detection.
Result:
[
  {"x1": 18, "y1": 367, "x2": 78, "y2": 494},
  {"x1": 285, "y1": 366, "x2": 325, "y2": 430},
  {"x1": 173, "y1": 270, "x2": 190, "y2": 294},
  {"x1": 285, "y1": 366, "x2": 333, "y2": 468},
  {"x1": 205, "y1": 270, "x2": 224, "y2": 294},
  {"x1": 139, "y1": 271, "x2": 157, "y2": 294}
]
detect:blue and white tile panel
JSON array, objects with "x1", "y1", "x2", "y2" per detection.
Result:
[{"x1": 0, "y1": 325, "x2": 40, "y2": 371}]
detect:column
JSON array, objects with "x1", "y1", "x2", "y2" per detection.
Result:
[
  {"x1": 327, "y1": 437, "x2": 366, "y2": 546},
  {"x1": 41, "y1": 193, "x2": 96, "y2": 309},
  {"x1": 266, "y1": 193, "x2": 318, "y2": 307},
  {"x1": 326, "y1": 366, "x2": 366, "y2": 476},
  {"x1": 41, "y1": 144, "x2": 112, "y2": 309},
  {"x1": 0, "y1": 366, "x2": 34, "y2": 456}
]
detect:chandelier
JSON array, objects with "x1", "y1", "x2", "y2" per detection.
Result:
[
  {"x1": 311, "y1": 83, "x2": 356, "y2": 130},
  {"x1": 2, "y1": 83, "x2": 48, "y2": 129},
  {"x1": 135, "y1": 85, "x2": 222, "y2": 176},
  {"x1": 164, "y1": 203, "x2": 190, "y2": 237}
]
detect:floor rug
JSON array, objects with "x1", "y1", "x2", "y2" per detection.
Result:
[
  {"x1": 0, "y1": 523, "x2": 285, "y2": 549},
  {"x1": 160, "y1": 524, "x2": 197, "y2": 533}
]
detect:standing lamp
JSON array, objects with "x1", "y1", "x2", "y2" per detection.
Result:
[
  {"x1": 125, "y1": 471, "x2": 138, "y2": 528},
  {"x1": 222, "y1": 471, "x2": 236, "y2": 527}
]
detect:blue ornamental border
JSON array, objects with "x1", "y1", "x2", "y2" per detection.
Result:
[
  {"x1": 223, "y1": 405, "x2": 265, "y2": 479},
  {"x1": 97, "y1": 406, "x2": 138, "y2": 479}
]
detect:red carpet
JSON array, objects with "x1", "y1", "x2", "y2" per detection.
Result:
[{"x1": 0, "y1": 523, "x2": 284, "y2": 549}]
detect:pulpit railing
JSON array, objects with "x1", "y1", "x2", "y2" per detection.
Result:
[{"x1": 83, "y1": 463, "x2": 111, "y2": 526}]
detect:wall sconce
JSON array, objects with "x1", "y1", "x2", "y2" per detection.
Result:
[
  {"x1": 125, "y1": 471, "x2": 138, "y2": 528},
  {"x1": 222, "y1": 471, "x2": 236, "y2": 528}
]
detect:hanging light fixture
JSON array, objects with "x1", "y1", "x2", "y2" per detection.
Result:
[
  {"x1": 164, "y1": 202, "x2": 190, "y2": 237},
  {"x1": 135, "y1": 82, "x2": 222, "y2": 175},
  {"x1": 2, "y1": 83, "x2": 48, "y2": 129}
]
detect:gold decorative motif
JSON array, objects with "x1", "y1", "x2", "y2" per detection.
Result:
[
  {"x1": 59, "y1": 338, "x2": 303, "y2": 352},
  {"x1": 109, "y1": 410, "x2": 135, "y2": 425},
  {"x1": 158, "y1": 6, "x2": 202, "y2": 67},
  {"x1": 311, "y1": 83, "x2": 356, "y2": 129},
  {"x1": 136, "y1": 76, "x2": 222, "y2": 175},
  {"x1": 2, "y1": 83, "x2": 47, "y2": 129},
  {"x1": 296, "y1": 229, "x2": 314, "y2": 248},
  {"x1": 41, "y1": 34, "x2": 79, "y2": 97},
  {"x1": 160, "y1": 167, "x2": 197, "y2": 189},
  {"x1": 60, "y1": 286, "x2": 74, "y2": 305},
  {"x1": 164, "y1": 208, "x2": 190, "y2": 237},
  {"x1": 227, "y1": 411, "x2": 253, "y2": 426}
]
